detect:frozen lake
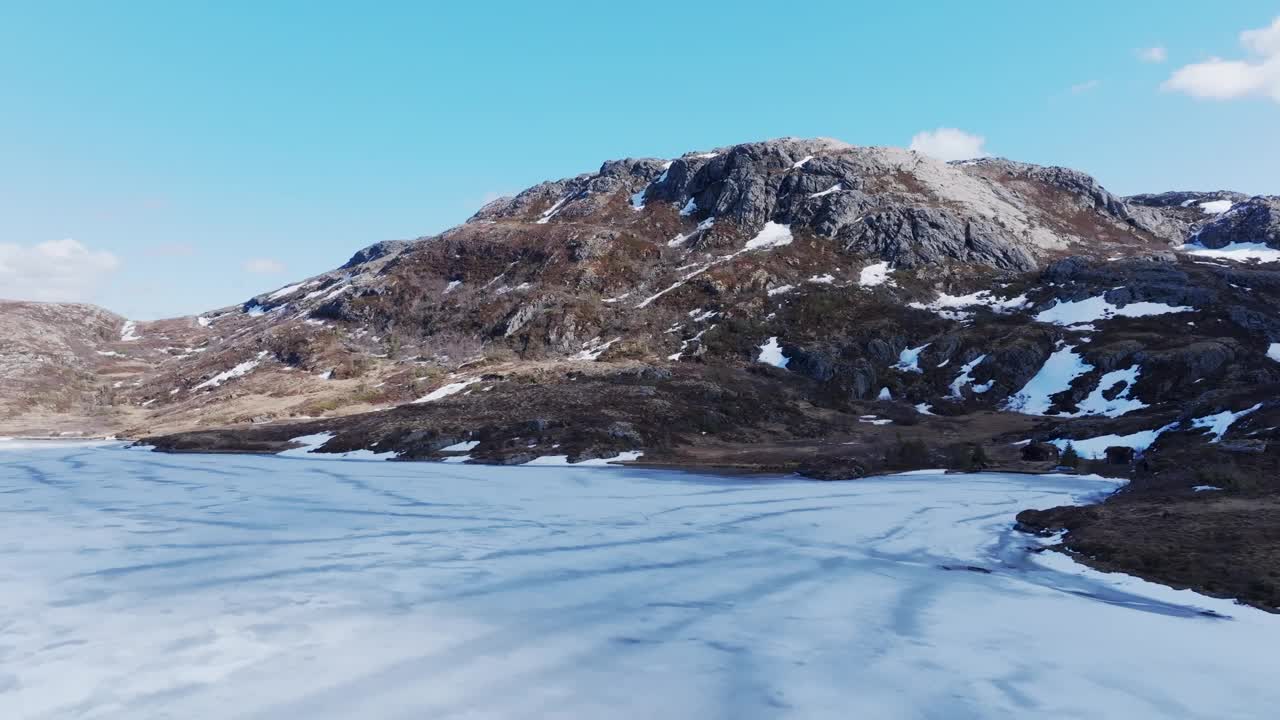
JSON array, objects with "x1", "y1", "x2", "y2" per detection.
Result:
[{"x1": 1, "y1": 441, "x2": 1277, "y2": 719}]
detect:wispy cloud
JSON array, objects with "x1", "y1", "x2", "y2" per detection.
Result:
[
  {"x1": 145, "y1": 243, "x2": 198, "y2": 258},
  {"x1": 0, "y1": 239, "x2": 120, "y2": 303},
  {"x1": 1137, "y1": 46, "x2": 1167, "y2": 63},
  {"x1": 908, "y1": 128, "x2": 989, "y2": 162},
  {"x1": 243, "y1": 258, "x2": 286, "y2": 274},
  {"x1": 1163, "y1": 16, "x2": 1280, "y2": 102},
  {"x1": 1070, "y1": 79, "x2": 1100, "y2": 94}
]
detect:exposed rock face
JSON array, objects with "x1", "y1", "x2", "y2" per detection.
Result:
[
  {"x1": 469, "y1": 138, "x2": 1162, "y2": 273},
  {"x1": 1126, "y1": 191, "x2": 1257, "y2": 245},
  {"x1": 1192, "y1": 197, "x2": 1280, "y2": 250},
  {"x1": 342, "y1": 240, "x2": 410, "y2": 269}
]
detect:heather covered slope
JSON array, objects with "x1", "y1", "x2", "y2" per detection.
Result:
[{"x1": 4, "y1": 138, "x2": 1279, "y2": 469}]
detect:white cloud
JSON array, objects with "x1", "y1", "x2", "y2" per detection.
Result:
[
  {"x1": 908, "y1": 128, "x2": 989, "y2": 162},
  {"x1": 243, "y1": 258, "x2": 286, "y2": 274},
  {"x1": 145, "y1": 242, "x2": 197, "y2": 257},
  {"x1": 1242, "y1": 16, "x2": 1280, "y2": 56},
  {"x1": 0, "y1": 239, "x2": 120, "y2": 303},
  {"x1": 1163, "y1": 16, "x2": 1280, "y2": 102},
  {"x1": 1137, "y1": 46, "x2": 1167, "y2": 63},
  {"x1": 1070, "y1": 79, "x2": 1100, "y2": 94}
]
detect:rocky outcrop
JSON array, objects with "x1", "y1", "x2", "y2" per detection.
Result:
[{"x1": 1192, "y1": 197, "x2": 1280, "y2": 250}]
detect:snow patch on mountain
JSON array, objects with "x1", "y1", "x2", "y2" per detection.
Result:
[
  {"x1": 744, "y1": 222, "x2": 793, "y2": 251},
  {"x1": 1006, "y1": 346, "x2": 1093, "y2": 415},
  {"x1": 949, "y1": 355, "x2": 989, "y2": 398},
  {"x1": 191, "y1": 351, "x2": 269, "y2": 392},
  {"x1": 757, "y1": 337, "x2": 789, "y2": 369},
  {"x1": 858, "y1": 261, "x2": 893, "y2": 287},
  {"x1": 808, "y1": 183, "x2": 842, "y2": 199},
  {"x1": 413, "y1": 377, "x2": 480, "y2": 403},
  {"x1": 1191, "y1": 403, "x2": 1263, "y2": 442},
  {"x1": 894, "y1": 343, "x2": 930, "y2": 373},
  {"x1": 536, "y1": 195, "x2": 570, "y2": 224},
  {"x1": 1035, "y1": 296, "x2": 1194, "y2": 325},
  {"x1": 1074, "y1": 365, "x2": 1147, "y2": 418},
  {"x1": 910, "y1": 290, "x2": 1029, "y2": 320},
  {"x1": 668, "y1": 217, "x2": 715, "y2": 247},
  {"x1": 1199, "y1": 200, "x2": 1234, "y2": 215},
  {"x1": 573, "y1": 337, "x2": 622, "y2": 361},
  {"x1": 1179, "y1": 242, "x2": 1280, "y2": 263},
  {"x1": 1052, "y1": 422, "x2": 1180, "y2": 459}
]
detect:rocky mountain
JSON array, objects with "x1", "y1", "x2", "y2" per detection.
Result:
[{"x1": 3, "y1": 137, "x2": 1279, "y2": 608}]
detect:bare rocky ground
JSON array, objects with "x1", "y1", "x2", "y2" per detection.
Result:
[{"x1": 4, "y1": 137, "x2": 1279, "y2": 610}]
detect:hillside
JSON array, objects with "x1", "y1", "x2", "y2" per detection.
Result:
[{"x1": 3, "y1": 137, "x2": 1280, "y2": 608}]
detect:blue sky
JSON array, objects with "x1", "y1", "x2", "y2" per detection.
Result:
[{"x1": 1, "y1": 1, "x2": 1277, "y2": 319}]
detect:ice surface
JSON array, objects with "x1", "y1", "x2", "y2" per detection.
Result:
[{"x1": 2, "y1": 443, "x2": 1278, "y2": 719}]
